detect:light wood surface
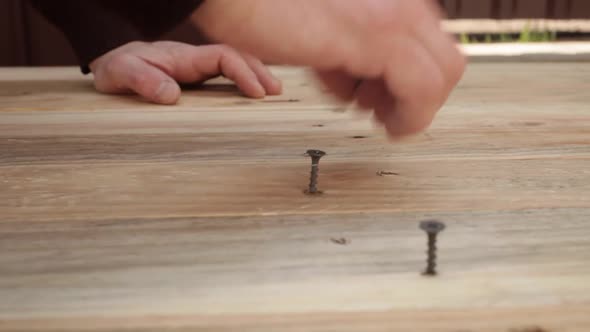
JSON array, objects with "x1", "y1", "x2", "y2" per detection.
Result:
[{"x1": 0, "y1": 63, "x2": 589, "y2": 331}]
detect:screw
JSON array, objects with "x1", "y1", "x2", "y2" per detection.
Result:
[
  {"x1": 304, "y1": 149, "x2": 326, "y2": 194},
  {"x1": 419, "y1": 220, "x2": 446, "y2": 276}
]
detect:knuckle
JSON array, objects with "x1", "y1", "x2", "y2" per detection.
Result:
[
  {"x1": 413, "y1": 70, "x2": 446, "y2": 109},
  {"x1": 93, "y1": 78, "x2": 108, "y2": 93},
  {"x1": 395, "y1": 1, "x2": 427, "y2": 26},
  {"x1": 440, "y1": 40, "x2": 468, "y2": 86},
  {"x1": 128, "y1": 71, "x2": 145, "y2": 89},
  {"x1": 105, "y1": 53, "x2": 133, "y2": 75},
  {"x1": 212, "y1": 44, "x2": 239, "y2": 58},
  {"x1": 152, "y1": 41, "x2": 173, "y2": 48},
  {"x1": 125, "y1": 41, "x2": 148, "y2": 49},
  {"x1": 216, "y1": 44, "x2": 234, "y2": 53},
  {"x1": 407, "y1": 115, "x2": 435, "y2": 134},
  {"x1": 106, "y1": 41, "x2": 146, "y2": 55},
  {"x1": 154, "y1": 52, "x2": 176, "y2": 75},
  {"x1": 389, "y1": 112, "x2": 435, "y2": 137},
  {"x1": 450, "y1": 51, "x2": 467, "y2": 84},
  {"x1": 108, "y1": 54, "x2": 150, "y2": 90}
]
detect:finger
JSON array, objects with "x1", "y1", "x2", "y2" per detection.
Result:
[
  {"x1": 355, "y1": 79, "x2": 388, "y2": 112},
  {"x1": 216, "y1": 47, "x2": 266, "y2": 98},
  {"x1": 242, "y1": 53, "x2": 283, "y2": 95},
  {"x1": 128, "y1": 42, "x2": 178, "y2": 77},
  {"x1": 415, "y1": 28, "x2": 466, "y2": 92},
  {"x1": 382, "y1": 37, "x2": 445, "y2": 138},
  {"x1": 160, "y1": 43, "x2": 266, "y2": 98},
  {"x1": 314, "y1": 70, "x2": 359, "y2": 101},
  {"x1": 411, "y1": 1, "x2": 466, "y2": 90},
  {"x1": 96, "y1": 53, "x2": 181, "y2": 104},
  {"x1": 372, "y1": 96, "x2": 394, "y2": 127},
  {"x1": 425, "y1": 0, "x2": 446, "y2": 20}
]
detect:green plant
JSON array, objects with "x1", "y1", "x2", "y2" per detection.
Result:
[
  {"x1": 460, "y1": 32, "x2": 470, "y2": 44},
  {"x1": 457, "y1": 22, "x2": 559, "y2": 45},
  {"x1": 499, "y1": 33, "x2": 512, "y2": 43},
  {"x1": 518, "y1": 21, "x2": 558, "y2": 43},
  {"x1": 519, "y1": 22, "x2": 532, "y2": 42},
  {"x1": 545, "y1": 30, "x2": 558, "y2": 41}
]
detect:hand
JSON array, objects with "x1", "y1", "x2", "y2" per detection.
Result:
[
  {"x1": 88, "y1": 41, "x2": 282, "y2": 104},
  {"x1": 193, "y1": 0, "x2": 465, "y2": 138}
]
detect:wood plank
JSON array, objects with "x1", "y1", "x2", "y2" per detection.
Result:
[
  {"x1": 445, "y1": 20, "x2": 590, "y2": 35},
  {"x1": 547, "y1": 0, "x2": 571, "y2": 19},
  {"x1": 459, "y1": 0, "x2": 495, "y2": 19},
  {"x1": 0, "y1": 64, "x2": 588, "y2": 222},
  {"x1": 570, "y1": 0, "x2": 590, "y2": 18},
  {"x1": 497, "y1": 0, "x2": 516, "y2": 19},
  {"x1": 2, "y1": 157, "x2": 589, "y2": 222},
  {"x1": 514, "y1": 0, "x2": 548, "y2": 18},
  {"x1": 439, "y1": 0, "x2": 461, "y2": 18},
  {"x1": 0, "y1": 209, "x2": 589, "y2": 331},
  {"x1": 0, "y1": 63, "x2": 589, "y2": 331},
  {"x1": 494, "y1": 0, "x2": 518, "y2": 19},
  {"x1": 1, "y1": 63, "x2": 589, "y2": 112},
  {"x1": 3, "y1": 307, "x2": 590, "y2": 332}
]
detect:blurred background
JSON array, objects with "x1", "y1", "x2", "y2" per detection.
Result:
[{"x1": 2, "y1": 0, "x2": 590, "y2": 67}]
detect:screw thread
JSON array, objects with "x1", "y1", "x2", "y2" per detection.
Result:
[
  {"x1": 308, "y1": 157, "x2": 321, "y2": 193},
  {"x1": 424, "y1": 233, "x2": 438, "y2": 275}
]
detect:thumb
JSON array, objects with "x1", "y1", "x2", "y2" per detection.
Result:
[{"x1": 94, "y1": 54, "x2": 181, "y2": 105}]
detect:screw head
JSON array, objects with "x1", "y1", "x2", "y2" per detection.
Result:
[
  {"x1": 305, "y1": 149, "x2": 326, "y2": 158},
  {"x1": 419, "y1": 220, "x2": 446, "y2": 234}
]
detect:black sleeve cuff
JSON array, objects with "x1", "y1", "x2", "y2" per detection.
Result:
[
  {"x1": 104, "y1": 0, "x2": 205, "y2": 39},
  {"x1": 30, "y1": 0, "x2": 145, "y2": 74},
  {"x1": 30, "y1": 0, "x2": 205, "y2": 75},
  {"x1": 80, "y1": 64, "x2": 91, "y2": 75}
]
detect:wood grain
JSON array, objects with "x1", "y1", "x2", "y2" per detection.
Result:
[
  {"x1": 0, "y1": 64, "x2": 589, "y2": 331},
  {"x1": 1, "y1": 210, "x2": 590, "y2": 331}
]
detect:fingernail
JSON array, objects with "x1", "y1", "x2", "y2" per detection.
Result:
[
  {"x1": 155, "y1": 81, "x2": 180, "y2": 104},
  {"x1": 252, "y1": 81, "x2": 266, "y2": 98},
  {"x1": 271, "y1": 78, "x2": 283, "y2": 95}
]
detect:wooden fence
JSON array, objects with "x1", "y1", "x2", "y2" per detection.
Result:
[
  {"x1": 2, "y1": 0, "x2": 590, "y2": 66},
  {"x1": 440, "y1": 0, "x2": 590, "y2": 19}
]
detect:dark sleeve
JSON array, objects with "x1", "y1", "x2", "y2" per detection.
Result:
[
  {"x1": 29, "y1": 0, "x2": 204, "y2": 74},
  {"x1": 102, "y1": 0, "x2": 204, "y2": 39}
]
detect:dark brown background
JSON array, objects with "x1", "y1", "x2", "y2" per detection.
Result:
[
  {"x1": 2, "y1": 0, "x2": 590, "y2": 67},
  {"x1": 441, "y1": 0, "x2": 590, "y2": 19}
]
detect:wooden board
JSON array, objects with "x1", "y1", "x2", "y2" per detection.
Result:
[
  {"x1": 0, "y1": 63, "x2": 589, "y2": 332},
  {"x1": 439, "y1": 0, "x2": 590, "y2": 18}
]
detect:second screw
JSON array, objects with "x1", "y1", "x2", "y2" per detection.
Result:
[
  {"x1": 305, "y1": 149, "x2": 326, "y2": 194},
  {"x1": 419, "y1": 220, "x2": 446, "y2": 276}
]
